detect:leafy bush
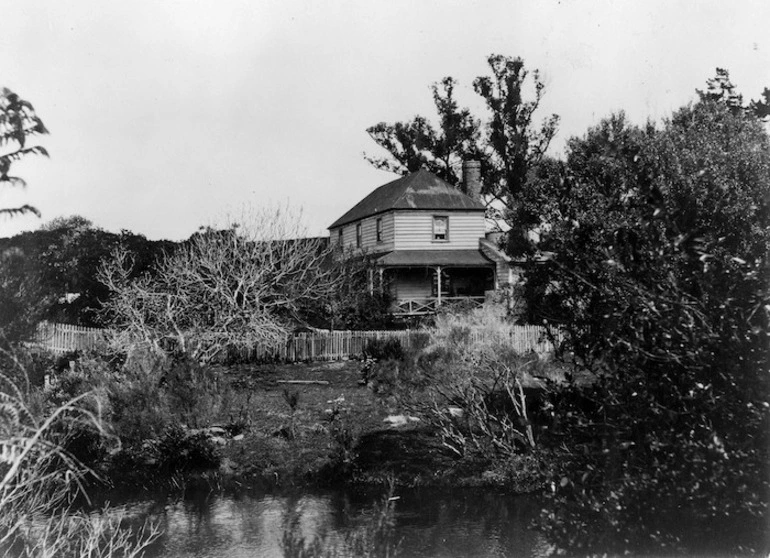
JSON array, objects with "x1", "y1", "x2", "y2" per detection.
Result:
[
  {"x1": 363, "y1": 338, "x2": 404, "y2": 362},
  {"x1": 395, "y1": 310, "x2": 559, "y2": 458},
  {"x1": 154, "y1": 425, "x2": 220, "y2": 474},
  {"x1": 43, "y1": 346, "x2": 233, "y2": 466},
  {"x1": 163, "y1": 355, "x2": 232, "y2": 429},
  {"x1": 362, "y1": 359, "x2": 404, "y2": 397},
  {"x1": 324, "y1": 401, "x2": 358, "y2": 477},
  {"x1": 360, "y1": 338, "x2": 408, "y2": 395},
  {"x1": 109, "y1": 376, "x2": 170, "y2": 444},
  {"x1": 526, "y1": 82, "x2": 770, "y2": 553}
]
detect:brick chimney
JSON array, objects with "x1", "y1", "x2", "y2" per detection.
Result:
[{"x1": 462, "y1": 160, "x2": 482, "y2": 201}]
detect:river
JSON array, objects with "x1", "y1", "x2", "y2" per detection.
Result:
[{"x1": 104, "y1": 485, "x2": 553, "y2": 558}]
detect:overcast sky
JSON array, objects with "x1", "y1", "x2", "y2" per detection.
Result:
[{"x1": 1, "y1": 0, "x2": 768, "y2": 240}]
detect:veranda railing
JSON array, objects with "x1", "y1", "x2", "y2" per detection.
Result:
[{"x1": 392, "y1": 296, "x2": 486, "y2": 316}]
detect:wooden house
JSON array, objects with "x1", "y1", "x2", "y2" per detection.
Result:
[{"x1": 328, "y1": 162, "x2": 517, "y2": 317}]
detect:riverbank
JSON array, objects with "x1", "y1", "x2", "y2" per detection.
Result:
[{"x1": 102, "y1": 359, "x2": 554, "y2": 493}]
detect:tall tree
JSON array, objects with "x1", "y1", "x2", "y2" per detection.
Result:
[
  {"x1": 365, "y1": 77, "x2": 481, "y2": 188},
  {"x1": 697, "y1": 67, "x2": 770, "y2": 121},
  {"x1": 0, "y1": 88, "x2": 48, "y2": 219},
  {"x1": 365, "y1": 55, "x2": 559, "y2": 253},
  {"x1": 473, "y1": 55, "x2": 560, "y2": 254},
  {"x1": 472, "y1": 56, "x2": 559, "y2": 201},
  {"x1": 0, "y1": 88, "x2": 49, "y2": 343}
]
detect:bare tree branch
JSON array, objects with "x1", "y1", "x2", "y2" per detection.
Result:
[{"x1": 99, "y1": 205, "x2": 341, "y2": 363}]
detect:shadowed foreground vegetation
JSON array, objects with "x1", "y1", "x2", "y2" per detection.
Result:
[
  {"x1": 0, "y1": 349, "x2": 160, "y2": 557},
  {"x1": 4, "y1": 303, "x2": 767, "y2": 555}
]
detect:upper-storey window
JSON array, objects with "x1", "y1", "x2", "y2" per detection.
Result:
[
  {"x1": 376, "y1": 218, "x2": 383, "y2": 242},
  {"x1": 356, "y1": 223, "x2": 362, "y2": 248},
  {"x1": 433, "y1": 215, "x2": 448, "y2": 241},
  {"x1": 338, "y1": 227, "x2": 343, "y2": 246}
]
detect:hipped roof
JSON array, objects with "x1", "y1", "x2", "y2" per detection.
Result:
[{"x1": 329, "y1": 169, "x2": 484, "y2": 229}]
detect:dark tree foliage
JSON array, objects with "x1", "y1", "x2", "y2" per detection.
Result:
[
  {"x1": 329, "y1": 256, "x2": 393, "y2": 330},
  {"x1": 696, "y1": 67, "x2": 746, "y2": 113},
  {"x1": 0, "y1": 218, "x2": 174, "y2": 329},
  {"x1": 301, "y1": 251, "x2": 394, "y2": 331},
  {"x1": 530, "y1": 74, "x2": 770, "y2": 553},
  {"x1": 0, "y1": 88, "x2": 48, "y2": 218},
  {"x1": 0, "y1": 87, "x2": 50, "y2": 343},
  {"x1": 365, "y1": 77, "x2": 482, "y2": 187},
  {"x1": 0, "y1": 247, "x2": 52, "y2": 343},
  {"x1": 365, "y1": 55, "x2": 559, "y2": 251},
  {"x1": 749, "y1": 87, "x2": 770, "y2": 120},
  {"x1": 472, "y1": 55, "x2": 560, "y2": 254},
  {"x1": 698, "y1": 67, "x2": 770, "y2": 122}
]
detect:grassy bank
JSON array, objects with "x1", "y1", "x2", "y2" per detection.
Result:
[
  {"x1": 33, "y1": 309, "x2": 568, "y2": 494},
  {"x1": 98, "y1": 358, "x2": 555, "y2": 492}
]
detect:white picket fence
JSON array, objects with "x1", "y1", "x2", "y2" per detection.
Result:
[
  {"x1": 34, "y1": 322, "x2": 109, "y2": 354},
  {"x1": 254, "y1": 326, "x2": 561, "y2": 362},
  {"x1": 240, "y1": 330, "x2": 426, "y2": 362},
  {"x1": 464, "y1": 325, "x2": 562, "y2": 355},
  {"x1": 34, "y1": 323, "x2": 561, "y2": 361}
]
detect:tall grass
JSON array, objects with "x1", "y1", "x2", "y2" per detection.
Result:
[
  {"x1": 0, "y1": 346, "x2": 159, "y2": 557},
  {"x1": 403, "y1": 308, "x2": 561, "y2": 458}
]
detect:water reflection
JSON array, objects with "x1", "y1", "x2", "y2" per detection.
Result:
[{"x1": 112, "y1": 487, "x2": 551, "y2": 558}]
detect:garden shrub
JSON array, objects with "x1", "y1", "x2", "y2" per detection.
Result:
[
  {"x1": 46, "y1": 365, "x2": 91, "y2": 406},
  {"x1": 360, "y1": 337, "x2": 404, "y2": 394},
  {"x1": 324, "y1": 402, "x2": 358, "y2": 477},
  {"x1": 394, "y1": 309, "x2": 561, "y2": 459},
  {"x1": 363, "y1": 337, "x2": 404, "y2": 362},
  {"x1": 38, "y1": 354, "x2": 117, "y2": 467},
  {"x1": 42, "y1": 346, "x2": 170, "y2": 446},
  {"x1": 23, "y1": 349, "x2": 55, "y2": 388},
  {"x1": 154, "y1": 425, "x2": 220, "y2": 474},
  {"x1": 416, "y1": 311, "x2": 562, "y2": 455},
  {"x1": 109, "y1": 376, "x2": 170, "y2": 444},
  {"x1": 163, "y1": 354, "x2": 232, "y2": 429},
  {"x1": 364, "y1": 359, "x2": 404, "y2": 396},
  {"x1": 25, "y1": 342, "x2": 239, "y2": 479}
]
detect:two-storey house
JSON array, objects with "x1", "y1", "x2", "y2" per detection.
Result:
[{"x1": 328, "y1": 161, "x2": 516, "y2": 316}]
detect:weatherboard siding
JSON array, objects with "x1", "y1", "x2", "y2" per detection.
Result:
[
  {"x1": 390, "y1": 269, "x2": 433, "y2": 300},
  {"x1": 393, "y1": 211, "x2": 485, "y2": 251},
  {"x1": 331, "y1": 212, "x2": 394, "y2": 254}
]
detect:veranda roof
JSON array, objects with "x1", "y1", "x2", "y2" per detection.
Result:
[{"x1": 376, "y1": 249, "x2": 494, "y2": 267}]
